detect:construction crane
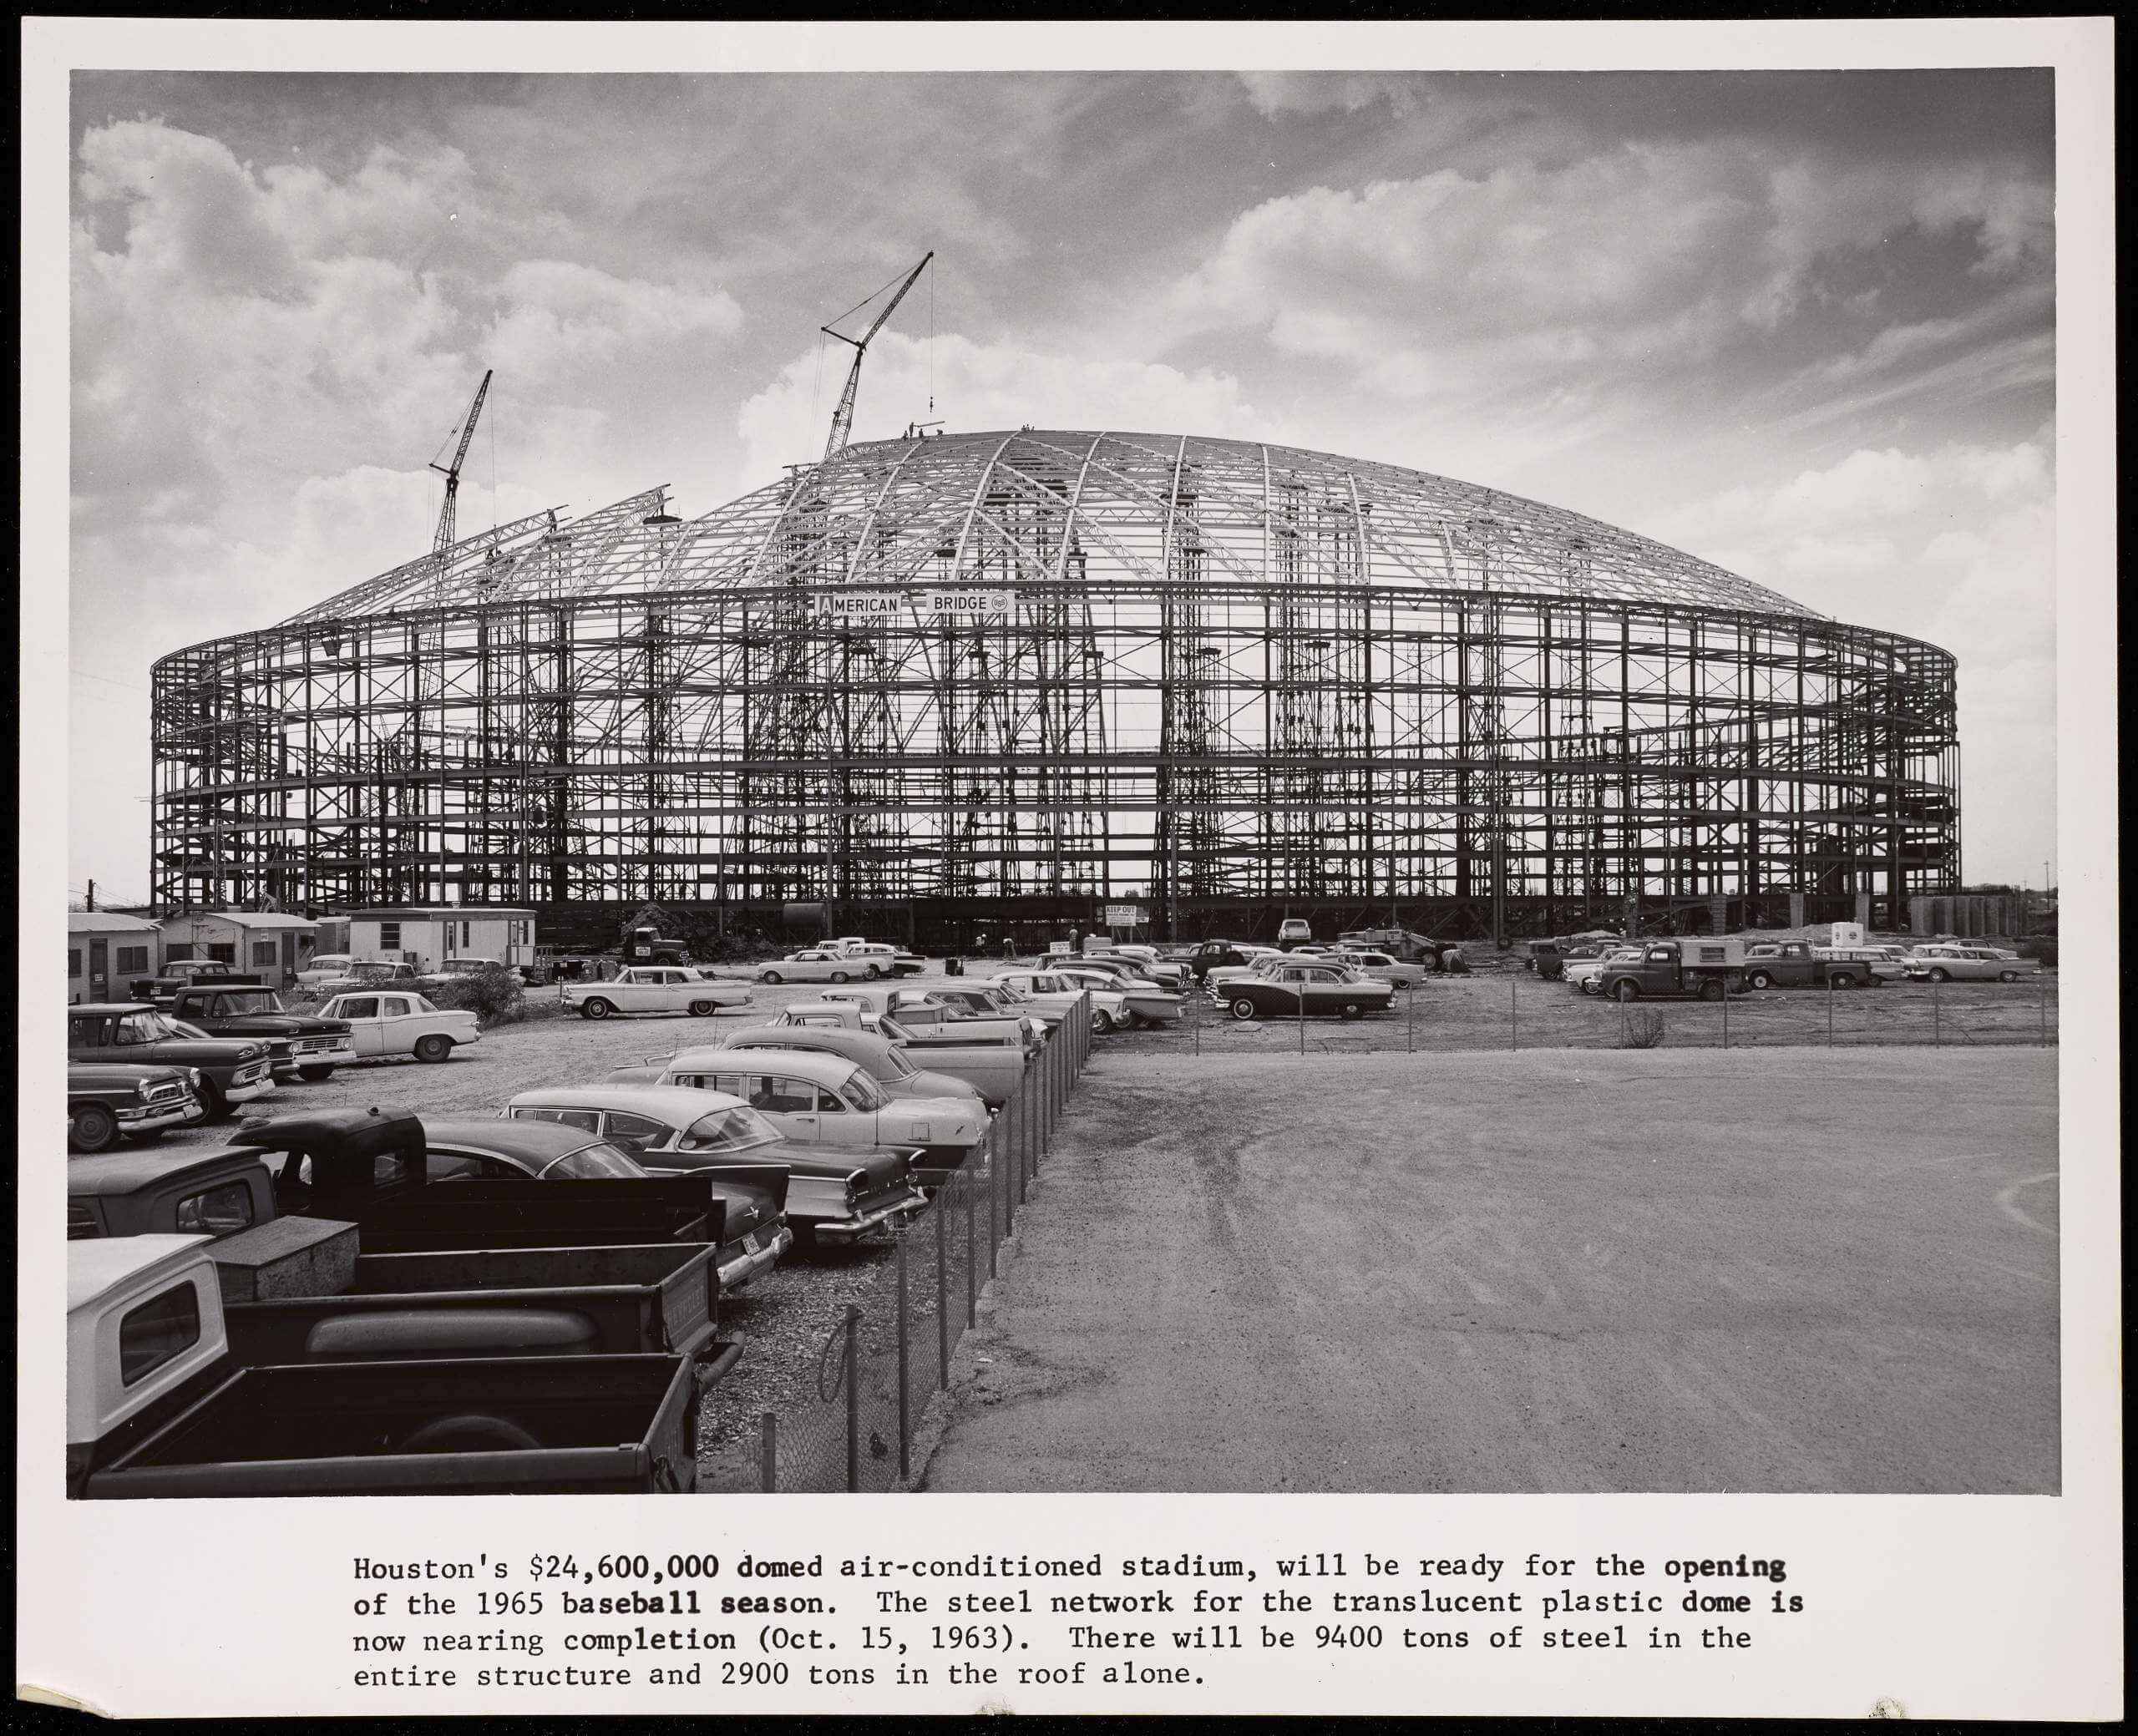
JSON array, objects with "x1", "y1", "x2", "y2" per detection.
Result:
[
  {"x1": 429, "y1": 368, "x2": 493, "y2": 566},
  {"x1": 821, "y1": 253, "x2": 932, "y2": 462}
]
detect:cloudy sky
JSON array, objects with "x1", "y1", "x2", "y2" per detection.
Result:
[{"x1": 67, "y1": 67, "x2": 2056, "y2": 902}]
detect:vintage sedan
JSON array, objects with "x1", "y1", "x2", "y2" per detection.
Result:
[
  {"x1": 985, "y1": 968, "x2": 1127, "y2": 1034},
  {"x1": 1904, "y1": 944, "x2": 2036, "y2": 983},
  {"x1": 293, "y1": 953, "x2": 355, "y2": 989},
  {"x1": 714, "y1": 1024, "x2": 983, "y2": 1104},
  {"x1": 316, "y1": 959, "x2": 437, "y2": 995},
  {"x1": 563, "y1": 966, "x2": 750, "y2": 1020},
  {"x1": 606, "y1": 1048, "x2": 988, "y2": 1177},
  {"x1": 420, "y1": 1116, "x2": 791, "y2": 1293},
  {"x1": 1336, "y1": 949, "x2": 1429, "y2": 989},
  {"x1": 1042, "y1": 960, "x2": 1183, "y2": 1025},
  {"x1": 1218, "y1": 961, "x2": 1397, "y2": 1021},
  {"x1": 67, "y1": 1005, "x2": 276, "y2": 1121},
  {"x1": 68, "y1": 1061, "x2": 204, "y2": 1154},
  {"x1": 503, "y1": 1085, "x2": 924, "y2": 1242},
  {"x1": 1564, "y1": 947, "x2": 1645, "y2": 995},
  {"x1": 752, "y1": 948, "x2": 885, "y2": 985},
  {"x1": 770, "y1": 1000, "x2": 1029, "y2": 1106},
  {"x1": 316, "y1": 990, "x2": 481, "y2": 1062}
]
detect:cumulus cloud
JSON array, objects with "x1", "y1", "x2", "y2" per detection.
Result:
[
  {"x1": 492, "y1": 260, "x2": 743, "y2": 383},
  {"x1": 1236, "y1": 72, "x2": 1425, "y2": 119},
  {"x1": 732, "y1": 330, "x2": 1260, "y2": 490}
]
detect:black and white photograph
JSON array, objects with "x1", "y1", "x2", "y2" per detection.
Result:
[{"x1": 20, "y1": 17, "x2": 2120, "y2": 1723}]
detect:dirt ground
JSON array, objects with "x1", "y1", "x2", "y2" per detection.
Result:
[{"x1": 918, "y1": 1046, "x2": 2060, "y2": 1494}]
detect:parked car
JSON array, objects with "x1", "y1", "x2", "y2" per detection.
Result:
[
  {"x1": 67, "y1": 1236, "x2": 705, "y2": 1499},
  {"x1": 1041, "y1": 960, "x2": 1183, "y2": 1025},
  {"x1": 67, "y1": 1061, "x2": 205, "y2": 1154},
  {"x1": 68, "y1": 1147, "x2": 275, "y2": 1238},
  {"x1": 1083, "y1": 949, "x2": 1188, "y2": 990},
  {"x1": 504, "y1": 1085, "x2": 925, "y2": 1241},
  {"x1": 1277, "y1": 918, "x2": 1313, "y2": 944},
  {"x1": 1816, "y1": 944, "x2": 1913, "y2": 982},
  {"x1": 1904, "y1": 944, "x2": 2036, "y2": 983},
  {"x1": 1565, "y1": 947, "x2": 1644, "y2": 995},
  {"x1": 125, "y1": 959, "x2": 266, "y2": 1005},
  {"x1": 714, "y1": 1023, "x2": 983, "y2": 1104},
  {"x1": 1594, "y1": 939, "x2": 1746, "y2": 1002},
  {"x1": 904, "y1": 980, "x2": 1051, "y2": 1040},
  {"x1": 1163, "y1": 939, "x2": 1263, "y2": 980},
  {"x1": 165, "y1": 984, "x2": 355, "y2": 1081},
  {"x1": 986, "y1": 968, "x2": 1127, "y2": 1033},
  {"x1": 431, "y1": 956, "x2": 504, "y2": 979},
  {"x1": 1218, "y1": 961, "x2": 1396, "y2": 1021},
  {"x1": 317, "y1": 959, "x2": 435, "y2": 994},
  {"x1": 768, "y1": 1000, "x2": 1029, "y2": 1106},
  {"x1": 607, "y1": 1048, "x2": 988, "y2": 1176},
  {"x1": 420, "y1": 1116, "x2": 791, "y2": 1294},
  {"x1": 753, "y1": 948, "x2": 886, "y2": 985},
  {"x1": 293, "y1": 953, "x2": 355, "y2": 990},
  {"x1": 563, "y1": 966, "x2": 749, "y2": 1020},
  {"x1": 66, "y1": 1005, "x2": 276, "y2": 1121},
  {"x1": 1741, "y1": 940, "x2": 1882, "y2": 990},
  {"x1": 315, "y1": 990, "x2": 481, "y2": 1062},
  {"x1": 825, "y1": 940, "x2": 925, "y2": 976},
  {"x1": 1336, "y1": 949, "x2": 1428, "y2": 989}
]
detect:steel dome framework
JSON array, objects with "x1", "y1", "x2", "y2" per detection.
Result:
[{"x1": 151, "y1": 430, "x2": 1960, "y2": 934}]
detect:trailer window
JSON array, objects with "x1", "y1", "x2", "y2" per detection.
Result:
[
  {"x1": 119, "y1": 1282, "x2": 201, "y2": 1386},
  {"x1": 175, "y1": 1182, "x2": 257, "y2": 1237}
]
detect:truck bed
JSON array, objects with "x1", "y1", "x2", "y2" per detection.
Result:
[
  {"x1": 342, "y1": 1177, "x2": 724, "y2": 1253},
  {"x1": 84, "y1": 1353, "x2": 705, "y2": 1497},
  {"x1": 220, "y1": 1243, "x2": 720, "y2": 1364}
]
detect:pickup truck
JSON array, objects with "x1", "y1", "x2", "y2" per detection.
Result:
[
  {"x1": 125, "y1": 959, "x2": 265, "y2": 1004},
  {"x1": 68, "y1": 1143, "x2": 742, "y2": 1362},
  {"x1": 565, "y1": 965, "x2": 745, "y2": 1020},
  {"x1": 1164, "y1": 939, "x2": 1260, "y2": 980},
  {"x1": 1594, "y1": 939, "x2": 1746, "y2": 1002},
  {"x1": 67, "y1": 1061, "x2": 205, "y2": 1153},
  {"x1": 167, "y1": 984, "x2": 355, "y2": 1081},
  {"x1": 68, "y1": 1237, "x2": 704, "y2": 1499},
  {"x1": 67, "y1": 1004, "x2": 276, "y2": 1120},
  {"x1": 1741, "y1": 940, "x2": 1882, "y2": 991}
]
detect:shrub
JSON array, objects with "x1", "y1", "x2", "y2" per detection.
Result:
[
  {"x1": 1617, "y1": 1006, "x2": 1666, "y2": 1050},
  {"x1": 2015, "y1": 937, "x2": 2059, "y2": 969},
  {"x1": 428, "y1": 962, "x2": 526, "y2": 1026}
]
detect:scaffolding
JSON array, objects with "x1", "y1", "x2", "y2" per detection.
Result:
[{"x1": 153, "y1": 430, "x2": 1962, "y2": 933}]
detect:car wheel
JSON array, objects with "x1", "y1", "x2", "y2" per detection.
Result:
[
  {"x1": 1929, "y1": 968, "x2": 1950, "y2": 984},
  {"x1": 580, "y1": 997, "x2": 615, "y2": 1019},
  {"x1": 830, "y1": 969, "x2": 850, "y2": 984},
  {"x1": 1339, "y1": 1002, "x2": 1364, "y2": 1020},
  {"x1": 864, "y1": 964, "x2": 883, "y2": 979},
  {"x1": 296, "y1": 1064, "x2": 335, "y2": 1082},
  {"x1": 198, "y1": 1077, "x2": 233, "y2": 1121},
  {"x1": 689, "y1": 999, "x2": 716, "y2": 1017},
  {"x1": 1700, "y1": 980, "x2": 1725, "y2": 1003},
  {"x1": 414, "y1": 1034, "x2": 453, "y2": 1063},
  {"x1": 1999, "y1": 969, "x2": 2019, "y2": 983},
  {"x1": 1831, "y1": 973, "x2": 1857, "y2": 991},
  {"x1": 1748, "y1": 970, "x2": 1773, "y2": 990},
  {"x1": 1229, "y1": 997, "x2": 1259, "y2": 1021},
  {"x1": 1090, "y1": 1007, "x2": 1114, "y2": 1035},
  {"x1": 1614, "y1": 981, "x2": 1639, "y2": 1003},
  {"x1": 69, "y1": 1103, "x2": 119, "y2": 1154},
  {"x1": 760, "y1": 969, "x2": 783, "y2": 985}
]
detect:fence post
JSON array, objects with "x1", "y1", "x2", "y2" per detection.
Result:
[
  {"x1": 935, "y1": 1180, "x2": 950, "y2": 1387},
  {"x1": 843, "y1": 1304, "x2": 860, "y2": 1494},
  {"x1": 988, "y1": 1118, "x2": 1000, "y2": 1278},
  {"x1": 2039, "y1": 969, "x2": 2048, "y2": 1047},
  {"x1": 1826, "y1": 975, "x2": 1834, "y2": 1046},
  {"x1": 1297, "y1": 983, "x2": 1305, "y2": 1053},
  {"x1": 1721, "y1": 984, "x2": 1729, "y2": 1050},
  {"x1": 1510, "y1": 976, "x2": 1517, "y2": 1051},
  {"x1": 1407, "y1": 981, "x2": 1415, "y2": 1054},
  {"x1": 895, "y1": 1227, "x2": 910, "y2": 1482},
  {"x1": 965, "y1": 1166, "x2": 977, "y2": 1326},
  {"x1": 759, "y1": 1411, "x2": 777, "y2": 1493},
  {"x1": 1933, "y1": 977, "x2": 1941, "y2": 1047}
]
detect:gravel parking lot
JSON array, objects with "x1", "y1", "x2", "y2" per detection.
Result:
[
  {"x1": 135, "y1": 963, "x2": 2059, "y2": 1492},
  {"x1": 918, "y1": 1046, "x2": 2059, "y2": 1493}
]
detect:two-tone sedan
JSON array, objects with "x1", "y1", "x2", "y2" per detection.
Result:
[
  {"x1": 503, "y1": 1085, "x2": 923, "y2": 1243},
  {"x1": 422, "y1": 1115, "x2": 791, "y2": 1293},
  {"x1": 606, "y1": 1048, "x2": 988, "y2": 1182},
  {"x1": 752, "y1": 949, "x2": 885, "y2": 986},
  {"x1": 1216, "y1": 960, "x2": 1397, "y2": 1021}
]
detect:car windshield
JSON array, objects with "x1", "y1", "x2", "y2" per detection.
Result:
[
  {"x1": 679, "y1": 1107, "x2": 780, "y2": 1153},
  {"x1": 211, "y1": 989, "x2": 284, "y2": 1014},
  {"x1": 877, "y1": 1045, "x2": 916, "y2": 1079},
  {"x1": 540, "y1": 1142, "x2": 649, "y2": 1180}
]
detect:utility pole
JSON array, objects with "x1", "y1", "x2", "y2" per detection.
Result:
[{"x1": 85, "y1": 878, "x2": 95, "y2": 913}]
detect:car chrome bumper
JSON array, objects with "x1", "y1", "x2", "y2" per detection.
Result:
[
  {"x1": 810, "y1": 1191, "x2": 929, "y2": 1242},
  {"x1": 115, "y1": 1098, "x2": 202, "y2": 1131},
  {"x1": 717, "y1": 1227, "x2": 793, "y2": 1292},
  {"x1": 224, "y1": 1077, "x2": 277, "y2": 1103}
]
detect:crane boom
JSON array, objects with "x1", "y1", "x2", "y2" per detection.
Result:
[
  {"x1": 430, "y1": 368, "x2": 494, "y2": 560},
  {"x1": 821, "y1": 252, "x2": 932, "y2": 462}
]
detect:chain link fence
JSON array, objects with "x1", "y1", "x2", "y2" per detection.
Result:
[{"x1": 743, "y1": 994, "x2": 1092, "y2": 1491}]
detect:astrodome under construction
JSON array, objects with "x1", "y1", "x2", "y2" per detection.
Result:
[{"x1": 150, "y1": 427, "x2": 1960, "y2": 941}]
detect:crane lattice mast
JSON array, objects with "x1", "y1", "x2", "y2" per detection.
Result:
[
  {"x1": 430, "y1": 369, "x2": 494, "y2": 569},
  {"x1": 821, "y1": 253, "x2": 933, "y2": 462}
]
